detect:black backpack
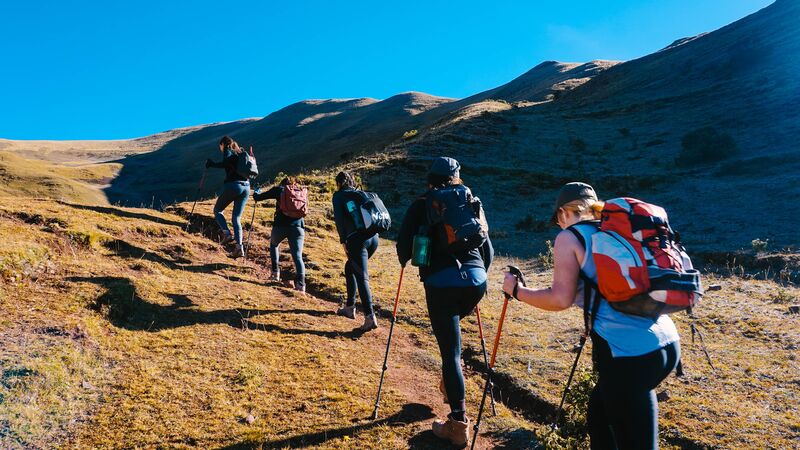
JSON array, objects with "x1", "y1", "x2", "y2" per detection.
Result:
[
  {"x1": 348, "y1": 190, "x2": 391, "y2": 239},
  {"x1": 426, "y1": 184, "x2": 488, "y2": 254}
]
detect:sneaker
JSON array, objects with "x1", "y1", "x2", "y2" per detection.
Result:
[
  {"x1": 269, "y1": 271, "x2": 281, "y2": 283},
  {"x1": 294, "y1": 283, "x2": 306, "y2": 295},
  {"x1": 336, "y1": 305, "x2": 356, "y2": 319},
  {"x1": 359, "y1": 313, "x2": 379, "y2": 332},
  {"x1": 431, "y1": 415, "x2": 470, "y2": 448}
]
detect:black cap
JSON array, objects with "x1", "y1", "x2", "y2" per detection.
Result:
[
  {"x1": 551, "y1": 182, "x2": 597, "y2": 224},
  {"x1": 428, "y1": 157, "x2": 460, "y2": 178}
]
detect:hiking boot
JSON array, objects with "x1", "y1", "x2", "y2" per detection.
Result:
[
  {"x1": 231, "y1": 245, "x2": 245, "y2": 259},
  {"x1": 269, "y1": 271, "x2": 281, "y2": 283},
  {"x1": 431, "y1": 414, "x2": 470, "y2": 448},
  {"x1": 294, "y1": 283, "x2": 306, "y2": 295},
  {"x1": 336, "y1": 305, "x2": 356, "y2": 319},
  {"x1": 359, "y1": 313, "x2": 379, "y2": 332},
  {"x1": 439, "y1": 376, "x2": 449, "y2": 404},
  {"x1": 221, "y1": 231, "x2": 234, "y2": 245}
]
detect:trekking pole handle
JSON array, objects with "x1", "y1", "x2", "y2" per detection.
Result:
[{"x1": 505, "y1": 265, "x2": 527, "y2": 300}]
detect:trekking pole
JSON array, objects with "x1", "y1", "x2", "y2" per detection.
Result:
[
  {"x1": 371, "y1": 264, "x2": 406, "y2": 420},
  {"x1": 471, "y1": 265, "x2": 526, "y2": 450},
  {"x1": 552, "y1": 333, "x2": 587, "y2": 430},
  {"x1": 184, "y1": 168, "x2": 208, "y2": 232},
  {"x1": 474, "y1": 305, "x2": 497, "y2": 416}
]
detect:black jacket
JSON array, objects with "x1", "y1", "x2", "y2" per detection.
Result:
[
  {"x1": 208, "y1": 149, "x2": 248, "y2": 183},
  {"x1": 396, "y1": 191, "x2": 493, "y2": 281},
  {"x1": 253, "y1": 186, "x2": 304, "y2": 228}
]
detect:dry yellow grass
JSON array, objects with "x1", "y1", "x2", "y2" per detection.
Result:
[
  {"x1": 0, "y1": 196, "x2": 535, "y2": 449},
  {"x1": 0, "y1": 151, "x2": 119, "y2": 204}
]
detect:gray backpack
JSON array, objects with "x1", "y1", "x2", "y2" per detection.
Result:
[{"x1": 236, "y1": 147, "x2": 259, "y2": 179}]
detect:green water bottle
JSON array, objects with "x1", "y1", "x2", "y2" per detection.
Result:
[
  {"x1": 346, "y1": 200, "x2": 364, "y2": 230},
  {"x1": 411, "y1": 228, "x2": 431, "y2": 267}
]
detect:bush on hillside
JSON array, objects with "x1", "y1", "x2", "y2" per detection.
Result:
[
  {"x1": 569, "y1": 137, "x2": 587, "y2": 152},
  {"x1": 515, "y1": 214, "x2": 549, "y2": 232},
  {"x1": 676, "y1": 126, "x2": 739, "y2": 166},
  {"x1": 402, "y1": 129, "x2": 418, "y2": 140}
]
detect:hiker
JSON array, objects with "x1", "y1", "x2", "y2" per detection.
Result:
[
  {"x1": 396, "y1": 157, "x2": 493, "y2": 447},
  {"x1": 502, "y1": 182, "x2": 680, "y2": 450},
  {"x1": 253, "y1": 177, "x2": 307, "y2": 293},
  {"x1": 332, "y1": 171, "x2": 380, "y2": 331},
  {"x1": 205, "y1": 136, "x2": 250, "y2": 258}
]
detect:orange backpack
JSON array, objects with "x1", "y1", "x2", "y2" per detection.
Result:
[{"x1": 584, "y1": 197, "x2": 703, "y2": 318}]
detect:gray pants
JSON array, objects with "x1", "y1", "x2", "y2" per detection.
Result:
[{"x1": 270, "y1": 225, "x2": 305, "y2": 288}]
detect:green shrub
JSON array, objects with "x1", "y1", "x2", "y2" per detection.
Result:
[
  {"x1": 534, "y1": 240, "x2": 555, "y2": 269},
  {"x1": 676, "y1": 126, "x2": 738, "y2": 166},
  {"x1": 751, "y1": 238, "x2": 768, "y2": 254},
  {"x1": 541, "y1": 368, "x2": 597, "y2": 449}
]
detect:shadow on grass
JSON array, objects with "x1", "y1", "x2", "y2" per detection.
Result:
[
  {"x1": 220, "y1": 403, "x2": 435, "y2": 449},
  {"x1": 57, "y1": 201, "x2": 185, "y2": 227},
  {"x1": 70, "y1": 276, "x2": 353, "y2": 335},
  {"x1": 105, "y1": 238, "x2": 240, "y2": 275},
  {"x1": 243, "y1": 321, "x2": 364, "y2": 340},
  {"x1": 487, "y1": 427, "x2": 539, "y2": 449}
]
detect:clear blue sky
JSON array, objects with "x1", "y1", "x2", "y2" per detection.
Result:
[{"x1": 0, "y1": 0, "x2": 773, "y2": 140}]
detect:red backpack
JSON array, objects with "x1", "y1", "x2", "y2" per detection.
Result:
[
  {"x1": 279, "y1": 184, "x2": 308, "y2": 219},
  {"x1": 588, "y1": 197, "x2": 702, "y2": 318}
]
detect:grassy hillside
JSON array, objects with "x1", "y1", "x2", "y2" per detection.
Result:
[
  {"x1": 1, "y1": 155, "x2": 798, "y2": 448},
  {"x1": 0, "y1": 196, "x2": 541, "y2": 449},
  {"x1": 0, "y1": 151, "x2": 119, "y2": 204}
]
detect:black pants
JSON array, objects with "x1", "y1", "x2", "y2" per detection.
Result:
[
  {"x1": 344, "y1": 235, "x2": 378, "y2": 315},
  {"x1": 588, "y1": 332, "x2": 680, "y2": 450},
  {"x1": 425, "y1": 282, "x2": 487, "y2": 415}
]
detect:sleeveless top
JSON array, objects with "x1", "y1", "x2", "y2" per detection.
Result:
[{"x1": 570, "y1": 221, "x2": 679, "y2": 358}]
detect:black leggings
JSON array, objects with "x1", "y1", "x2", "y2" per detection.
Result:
[
  {"x1": 588, "y1": 332, "x2": 680, "y2": 450},
  {"x1": 344, "y1": 235, "x2": 378, "y2": 315},
  {"x1": 425, "y1": 282, "x2": 487, "y2": 415}
]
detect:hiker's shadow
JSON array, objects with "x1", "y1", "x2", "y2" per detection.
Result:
[
  {"x1": 244, "y1": 321, "x2": 362, "y2": 340},
  {"x1": 71, "y1": 276, "x2": 346, "y2": 334},
  {"x1": 57, "y1": 202, "x2": 185, "y2": 227},
  {"x1": 104, "y1": 238, "x2": 240, "y2": 275},
  {"x1": 219, "y1": 403, "x2": 435, "y2": 449}
]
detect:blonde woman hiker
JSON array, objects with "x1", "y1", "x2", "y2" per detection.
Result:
[
  {"x1": 205, "y1": 135, "x2": 250, "y2": 258},
  {"x1": 502, "y1": 182, "x2": 680, "y2": 450}
]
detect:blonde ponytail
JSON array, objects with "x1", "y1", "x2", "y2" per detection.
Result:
[{"x1": 562, "y1": 198, "x2": 604, "y2": 221}]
